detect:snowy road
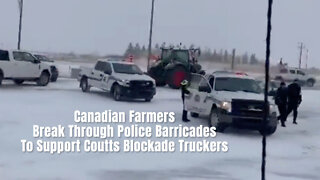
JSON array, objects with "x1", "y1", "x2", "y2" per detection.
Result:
[{"x1": 0, "y1": 79, "x2": 319, "y2": 180}]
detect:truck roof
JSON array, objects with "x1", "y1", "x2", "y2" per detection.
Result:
[
  {"x1": 97, "y1": 59, "x2": 135, "y2": 65},
  {"x1": 0, "y1": 49, "x2": 29, "y2": 53},
  {"x1": 213, "y1": 73, "x2": 256, "y2": 80}
]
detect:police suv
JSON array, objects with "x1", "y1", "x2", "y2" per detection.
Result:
[
  {"x1": 185, "y1": 73, "x2": 278, "y2": 135},
  {"x1": 78, "y1": 59, "x2": 156, "y2": 102}
]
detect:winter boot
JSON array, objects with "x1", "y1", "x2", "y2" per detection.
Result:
[{"x1": 182, "y1": 110, "x2": 190, "y2": 122}]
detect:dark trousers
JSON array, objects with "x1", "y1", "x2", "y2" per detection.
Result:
[
  {"x1": 182, "y1": 96, "x2": 189, "y2": 121},
  {"x1": 287, "y1": 102, "x2": 298, "y2": 122},
  {"x1": 277, "y1": 104, "x2": 287, "y2": 124}
]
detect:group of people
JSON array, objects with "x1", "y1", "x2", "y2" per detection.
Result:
[{"x1": 275, "y1": 79, "x2": 302, "y2": 127}]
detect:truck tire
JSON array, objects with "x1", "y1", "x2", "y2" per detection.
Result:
[
  {"x1": 37, "y1": 72, "x2": 50, "y2": 86},
  {"x1": 306, "y1": 79, "x2": 315, "y2": 87},
  {"x1": 0, "y1": 71, "x2": 3, "y2": 86},
  {"x1": 209, "y1": 108, "x2": 226, "y2": 132},
  {"x1": 191, "y1": 112, "x2": 199, "y2": 118},
  {"x1": 112, "y1": 84, "x2": 122, "y2": 101},
  {"x1": 166, "y1": 66, "x2": 189, "y2": 89},
  {"x1": 13, "y1": 79, "x2": 24, "y2": 85},
  {"x1": 145, "y1": 98, "x2": 152, "y2": 102},
  {"x1": 259, "y1": 126, "x2": 277, "y2": 136},
  {"x1": 80, "y1": 77, "x2": 90, "y2": 92}
]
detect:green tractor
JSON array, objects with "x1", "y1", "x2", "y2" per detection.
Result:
[{"x1": 148, "y1": 47, "x2": 203, "y2": 89}]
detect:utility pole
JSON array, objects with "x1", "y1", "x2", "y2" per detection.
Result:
[
  {"x1": 298, "y1": 42, "x2": 304, "y2": 69},
  {"x1": 262, "y1": 0, "x2": 273, "y2": 180},
  {"x1": 17, "y1": 0, "x2": 24, "y2": 50},
  {"x1": 231, "y1": 49, "x2": 236, "y2": 70},
  {"x1": 305, "y1": 49, "x2": 309, "y2": 69},
  {"x1": 147, "y1": 0, "x2": 155, "y2": 71}
]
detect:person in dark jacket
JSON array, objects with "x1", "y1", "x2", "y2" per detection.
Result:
[
  {"x1": 181, "y1": 80, "x2": 190, "y2": 122},
  {"x1": 287, "y1": 80, "x2": 302, "y2": 124},
  {"x1": 275, "y1": 82, "x2": 288, "y2": 127}
]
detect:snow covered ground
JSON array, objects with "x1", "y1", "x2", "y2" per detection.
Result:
[{"x1": 0, "y1": 79, "x2": 319, "y2": 180}]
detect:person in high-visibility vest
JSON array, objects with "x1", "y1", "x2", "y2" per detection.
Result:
[{"x1": 181, "y1": 80, "x2": 190, "y2": 122}]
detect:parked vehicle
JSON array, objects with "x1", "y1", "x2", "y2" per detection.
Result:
[
  {"x1": 33, "y1": 54, "x2": 59, "y2": 82},
  {"x1": 185, "y1": 73, "x2": 278, "y2": 135},
  {"x1": 78, "y1": 59, "x2": 156, "y2": 101},
  {"x1": 0, "y1": 49, "x2": 51, "y2": 86},
  {"x1": 148, "y1": 47, "x2": 203, "y2": 89},
  {"x1": 274, "y1": 67, "x2": 316, "y2": 87}
]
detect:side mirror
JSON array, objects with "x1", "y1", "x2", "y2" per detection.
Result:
[
  {"x1": 104, "y1": 70, "x2": 112, "y2": 75},
  {"x1": 33, "y1": 59, "x2": 41, "y2": 64},
  {"x1": 199, "y1": 85, "x2": 211, "y2": 93}
]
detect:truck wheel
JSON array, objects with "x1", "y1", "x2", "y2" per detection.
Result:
[
  {"x1": 209, "y1": 108, "x2": 226, "y2": 132},
  {"x1": 80, "y1": 77, "x2": 90, "y2": 92},
  {"x1": 14, "y1": 80, "x2": 24, "y2": 85},
  {"x1": 113, "y1": 85, "x2": 122, "y2": 101},
  {"x1": 166, "y1": 66, "x2": 189, "y2": 89},
  {"x1": 259, "y1": 126, "x2": 277, "y2": 136},
  {"x1": 37, "y1": 72, "x2": 50, "y2": 86},
  {"x1": 191, "y1": 112, "x2": 199, "y2": 118},
  {"x1": 306, "y1": 79, "x2": 315, "y2": 87},
  {"x1": 0, "y1": 72, "x2": 3, "y2": 86},
  {"x1": 145, "y1": 98, "x2": 152, "y2": 102}
]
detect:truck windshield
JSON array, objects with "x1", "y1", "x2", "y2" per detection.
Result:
[
  {"x1": 112, "y1": 63, "x2": 143, "y2": 74},
  {"x1": 215, "y1": 77, "x2": 262, "y2": 94},
  {"x1": 35, "y1": 55, "x2": 53, "y2": 62}
]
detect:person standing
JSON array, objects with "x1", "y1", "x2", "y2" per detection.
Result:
[
  {"x1": 181, "y1": 80, "x2": 190, "y2": 122},
  {"x1": 287, "y1": 80, "x2": 302, "y2": 124},
  {"x1": 275, "y1": 82, "x2": 288, "y2": 127}
]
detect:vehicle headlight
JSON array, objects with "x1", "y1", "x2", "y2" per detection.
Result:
[
  {"x1": 118, "y1": 80, "x2": 130, "y2": 87},
  {"x1": 221, "y1": 101, "x2": 232, "y2": 113}
]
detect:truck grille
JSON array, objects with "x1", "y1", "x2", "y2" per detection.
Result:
[
  {"x1": 232, "y1": 99, "x2": 265, "y2": 118},
  {"x1": 130, "y1": 81, "x2": 154, "y2": 89}
]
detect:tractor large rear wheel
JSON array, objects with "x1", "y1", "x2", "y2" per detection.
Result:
[
  {"x1": 148, "y1": 67, "x2": 166, "y2": 87},
  {"x1": 166, "y1": 66, "x2": 189, "y2": 89}
]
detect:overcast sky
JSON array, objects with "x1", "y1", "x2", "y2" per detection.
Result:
[{"x1": 0, "y1": 0, "x2": 319, "y2": 67}]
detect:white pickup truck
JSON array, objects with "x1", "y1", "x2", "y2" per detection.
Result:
[
  {"x1": 274, "y1": 67, "x2": 316, "y2": 87},
  {"x1": 0, "y1": 49, "x2": 51, "y2": 86},
  {"x1": 78, "y1": 59, "x2": 156, "y2": 101},
  {"x1": 185, "y1": 73, "x2": 278, "y2": 135}
]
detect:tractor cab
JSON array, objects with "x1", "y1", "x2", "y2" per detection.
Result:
[
  {"x1": 148, "y1": 47, "x2": 203, "y2": 89},
  {"x1": 161, "y1": 48, "x2": 190, "y2": 64}
]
